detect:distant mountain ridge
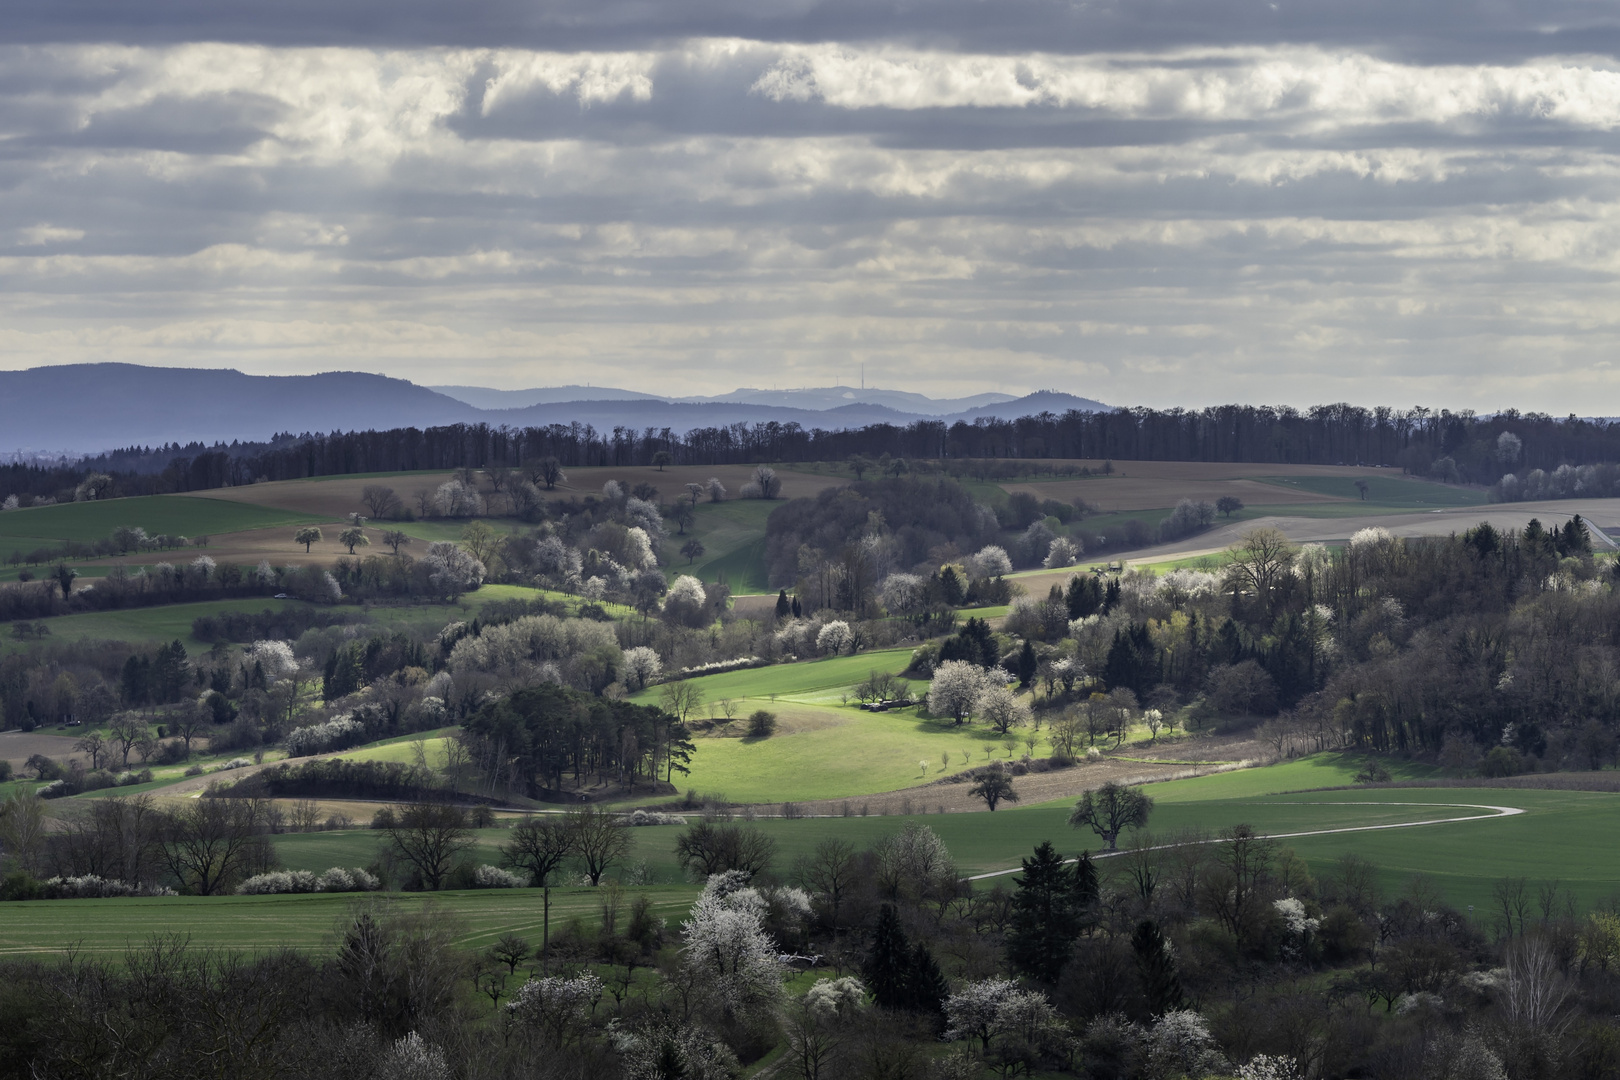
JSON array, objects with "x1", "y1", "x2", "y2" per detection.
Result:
[
  {"x1": 0, "y1": 364, "x2": 1108, "y2": 454},
  {"x1": 431, "y1": 383, "x2": 1024, "y2": 416}
]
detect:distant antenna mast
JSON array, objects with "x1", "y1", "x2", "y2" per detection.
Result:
[{"x1": 861, "y1": 363, "x2": 865, "y2": 390}]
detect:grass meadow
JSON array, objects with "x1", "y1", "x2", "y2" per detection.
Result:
[
  {"x1": 0, "y1": 496, "x2": 321, "y2": 556},
  {"x1": 10, "y1": 753, "x2": 1620, "y2": 958}
]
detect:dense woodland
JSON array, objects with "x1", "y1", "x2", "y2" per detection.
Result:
[{"x1": 9, "y1": 402, "x2": 1620, "y2": 501}]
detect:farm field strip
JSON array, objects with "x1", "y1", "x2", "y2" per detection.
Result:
[{"x1": 965, "y1": 799, "x2": 1526, "y2": 881}]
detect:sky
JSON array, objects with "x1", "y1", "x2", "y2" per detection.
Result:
[{"x1": 7, "y1": 2, "x2": 1620, "y2": 411}]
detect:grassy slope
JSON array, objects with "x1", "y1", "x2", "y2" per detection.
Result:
[
  {"x1": 0, "y1": 496, "x2": 322, "y2": 554},
  {"x1": 677, "y1": 500, "x2": 775, "y2": 593},
  {"x1": 629, "y1": 647, "x2": 964, "y2": 802},
  {"x1": 0, "y1": 597, "x2": 307, "y2": 657}
]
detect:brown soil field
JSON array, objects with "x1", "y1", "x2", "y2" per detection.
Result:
[
  {"x1": 182, "y1": 464, "x2": 843, "y2": 520},
  {"x1": 0, "y1": 730, "x2": 80, "y2": 768}
]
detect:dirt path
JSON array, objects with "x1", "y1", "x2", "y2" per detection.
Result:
[{"x1": 966, "y1": 800, "x2": 1527, "y2": 881}]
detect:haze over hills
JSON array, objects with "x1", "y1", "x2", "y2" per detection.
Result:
[
  {"x1": 2, "y1": 364, "x2": 1107, "y2": 455},
  {"x1": 431, "y1": 383, "x2": 1022, "y2": 415}
]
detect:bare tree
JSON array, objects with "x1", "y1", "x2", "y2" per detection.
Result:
[
  {"x1": 566, "y1": 806, "x2": 630, "y2": 886},
  {"x1": 168, "y1": 700, "x2": 209, "y2": 755},
  {"x1": 1068, "y1": 782, "x2": 1154, "y2": 850},
  {"x1": 414, "y1": 489, "x2": 435, "y2": 517},
  {"x1": 794, "y1": 838, "x2": 858, "y2": 929},
  {"x1": 108, "y1": 713, "x2": 150, "y2": 768},
  {"x1": 501, "y1": 816, "x2": 577, "y2": 968},
  {"x1": 381, "y1": 803, "x2": 474, "y2": 890},
  {"x1": 660, "y1": 681, "x2": 704, "y2": 723},
  {"x1": 74, "y1": 731, "x2": 109, "y2": 770},
  {"x1": 382, "y1": 529, "x2": 412, "y2": 556},
  {"x1": 361, "y1": 484, "x2": 402, "y2": 519},
  {"x1": 1222, "y1": 527, "x2": 1296, "y2": 617},
  {"x1": 159, "y1": 798, "x2": 271, "y2": 895}
]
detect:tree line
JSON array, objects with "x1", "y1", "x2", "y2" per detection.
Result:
[{"x1": 11, "y1": 401, "x2": 1620, "y2": 502}]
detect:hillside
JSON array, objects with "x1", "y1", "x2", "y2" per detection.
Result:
[{"x1": 1, "y1": 363, "x2": 1107, "y2": 454}]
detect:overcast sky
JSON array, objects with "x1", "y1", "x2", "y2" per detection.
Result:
[{"x1": 7, "y1": 2, "x2": 1620, "y2": 410}]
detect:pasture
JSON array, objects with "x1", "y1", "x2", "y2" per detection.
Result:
[
  {"x1": 0, "y1": 496, "x2": 320, "y2": 552},
  {"x1": 10, "y1": 753, "x2": 1620, "y2": 958}
]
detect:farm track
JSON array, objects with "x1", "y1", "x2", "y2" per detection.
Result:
[{"x1": 965, "y1": 800, "x2": 1527, "y2": 880}]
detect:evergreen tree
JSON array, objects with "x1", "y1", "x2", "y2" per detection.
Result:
[
  {"x1": 1066, "y1": 574, "x2": 1102, "y2": 620},
  {"x1": 1102, "y1": 578, "x2": 1121, "y2": 614},
  {"x1": 1017, "y1": 639, "x2": 1038, "y2": 688},
  {"x1": 1131, "y1": 919, "x2": 1184, "y2": 1013},
  {"x1": 906, "y1": 940, "x2": 947, "y2": 1017},
  {"x1": 791, "y1": 596, "x2": 802, "y2": 618},
  {"x1": 775, "y1": 589, "x2": 792, "y2": 618},
  {"x1": 1007, "y1": 841, "x2": 1090, "y2": 983},
  {"x1": 864, "y1": 904, "x2": 912, "y2": 1010}
]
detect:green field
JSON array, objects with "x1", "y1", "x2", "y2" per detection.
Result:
[
  {"x1": 11, "y1": 753, "x2": 1620, "y2": 956},
  {"x1": 675, "y1": 500, "x2": 775, "y2": 593},
  {"x1": 1254, "y1": 474, "x2": 1488, "y2": 509},
  {"x1": 0, "y1": 885, "x2": 702, "y2": 959},
  {"x1": 0, "y1": 597, "x2": 307, "y2": 656},
  {"x1": 0, "y1": 496, "x2": 322, "y2": 554}
]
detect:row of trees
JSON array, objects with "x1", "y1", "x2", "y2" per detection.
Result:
[{"x1": 12, "y1": 400, "x2": 1620, "y2": 504}]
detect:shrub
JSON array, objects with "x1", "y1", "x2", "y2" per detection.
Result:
[
  {"x1": 184, "y1": 763, "x2": 206, "y2": 776},
  {"x1": 40, "y1": 875, "x2": 177, "y2": 899},
  {"x1": 629, "y1": 810, "x2": 687, "y2": 826},
  {"x1": 316, "y1": 866, "x2": 381, "y2": 892},
  {"x1": 237, "y1": 867, "x2": 379, "y2": 894},
  {"x1": 284, "y1": 715, "x2": 367, "y2": 757},
  {"x1": 37, "y1": 779, "x2": 71, "y2": 799},
  {"x1": 747, "y1": 710, "x2": 777, "y2": 738},
  {"x1": 473, "y1": 864, "x2": 530, "y2": 889},
  {"x1": 219, "y1": 757, "x2": 253, "y2": 771},
  {"x1": 237, "y1": 870, "x2": 320, "y2": 895},
  {"x1": 1353, "y1": 761, "x2": 1392, "y2": 784},
  {"x1": 0, "y1": 760, "x2": 11, "y2": 782}
]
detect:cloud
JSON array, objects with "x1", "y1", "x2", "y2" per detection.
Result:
[{"x1": 2, "y1": 30, "x2": 1620, "y2": 411}]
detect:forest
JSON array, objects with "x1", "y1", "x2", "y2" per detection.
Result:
[{"x1": 7, "y1": 401, "x2": 1620, "y2": 502}]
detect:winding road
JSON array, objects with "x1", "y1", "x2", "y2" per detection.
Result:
[{"x1": 966, "y1": 800, "x2": 1527, "y2": 881}]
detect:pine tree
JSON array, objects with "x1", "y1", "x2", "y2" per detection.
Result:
[
  {"x1": 1132, "y1": 919, "x2": 1184, "y2": 1013},
  {"x1": 864, "y1": 904, "x2": 912, "y2": 1010},
  {"x1": 1007, "y1": 841, "x2": 1089, "y2": 983},
  {"x1": 1017, "y1": 639, "x2": 1038, "y2": 687},
  {"x1": 906, "y1": 940, "x2": 947, "y2": 1017},
  {"x1": 775, "y1": 589, "x2": 792, "y2": 618}
]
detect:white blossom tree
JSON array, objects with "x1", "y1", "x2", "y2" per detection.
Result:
[
  {"x1": 816, "y1": 620, "x2": 852, "y2": 655},
  {"x1": 1043, "y1": 537, "x2": 1082, "y2": 568},
  {"x1": 969, "y1": 545, "x2": 1013, "y2": 580},
  {"x1": 927, "y1": 660, "x2": 991, "y2": 724},
  {"x1": 622, "y1": 646, "x2": 663, "y2": 691},
  {"x1": 976, "y1": 683, "x2": 1031, "y2": 735},
  {"x1": 681, "y1": 871, "x2": 786, "y2": 1022}
]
